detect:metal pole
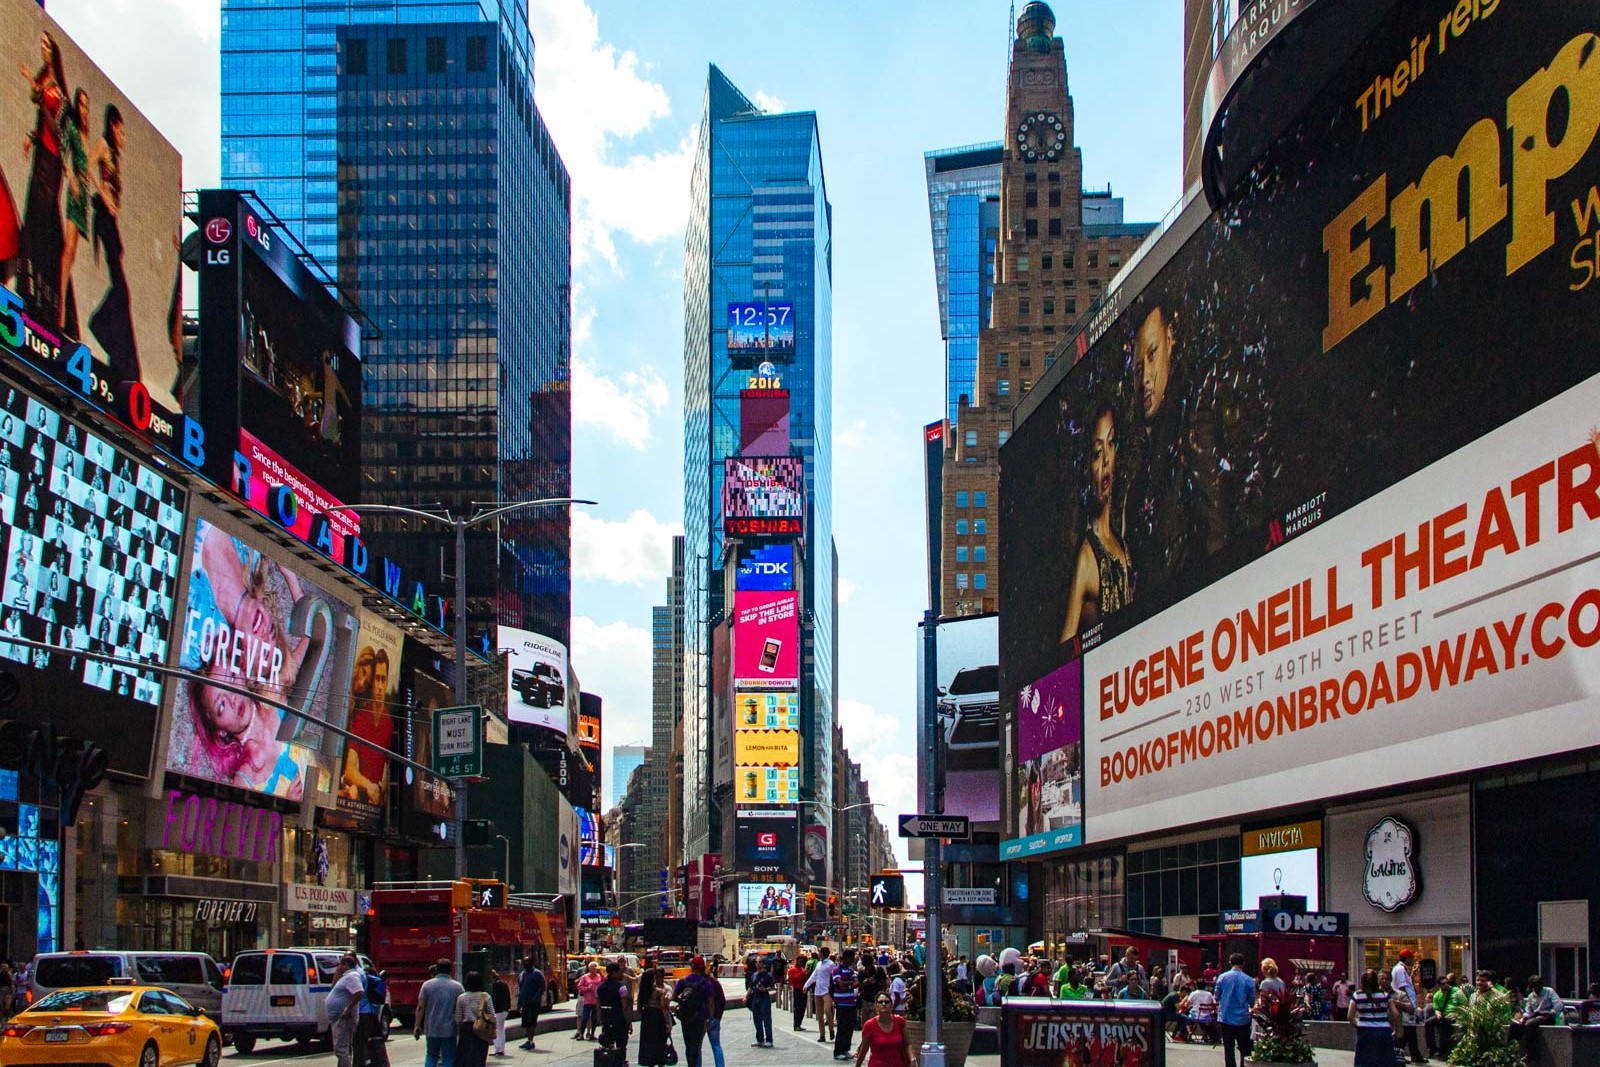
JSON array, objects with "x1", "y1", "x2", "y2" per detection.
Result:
[
  {"x1": 453, "y1": 516, "x2": 469, "y2": 972},
  {"x1": 921, "y1": 610, "x2": 945, "y2": 1067}
]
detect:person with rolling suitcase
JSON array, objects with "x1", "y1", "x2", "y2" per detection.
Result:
[{"x1": 595, "y1": 961, "x2": 633, "y2": 1067}]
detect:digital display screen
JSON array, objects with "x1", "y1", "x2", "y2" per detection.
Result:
[
  {"x1": 335, "y1": 610, "x2": 404, "y2": 829},
  {"x1": 931, "y1": 616, "x2": 1001, "y2": 825},
  {"x1": 735, "y1": 811, "x2": 798, "y2": 875},
  {"x1": 0, "y1": 377, "x2": 186, "y2": 777},
  {"x1": 502, "y1": 625, "x2": 570, "y2": 735},
  {"x1": 722, "y1": 456, "x2": 804, "y2": 525},
  {"x1": 732, "y1": 591, "x2": 799, "y2": 690},
  {"x1": 167, "y1": 510, "x2": 356, "y2": 800},
  {"x1": 736, "y1": 543, "x2": 794, "y2": 591},
  {"x1": 0, "y1": 5, "x2": 186, "y2": 456},
  {"x1": 404, "y1": 653, "x2": 456, "y2": 821},
  {"x1": 738, "y1": 883, "x2": 795, "y2": 916},
  {"x1": 735, "y1": 691, "x2": 799, "y2": 732},
  {"x1": 579, "y1": 807, "x2": 603, "y2": 867},
  {"x1": 736, "y1": 765, "x2": 799, "y2": 805},
  {"x1": 726, "y1": 302, "x2": 795, "y2": 361},
  {"x1": 1240, "y1": 848, "x2": 1320, "y2": 910}
]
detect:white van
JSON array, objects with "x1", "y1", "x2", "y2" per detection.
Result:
[
  {"x1": 222, "y1": 948, "x2": 345, "y2": 1054},
  {"x1": 29, "y1": 951, "x2": 227, "y2": 1020}
]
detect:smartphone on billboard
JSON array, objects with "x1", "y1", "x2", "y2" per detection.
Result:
[{"x1": 760, "y1": 638, "x2": 781, "y2": 672}]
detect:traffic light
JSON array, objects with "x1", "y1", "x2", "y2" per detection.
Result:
[
  {"x1": 869, "y1": 873, "x2": 905, "y2": 909},
  {"x1": 827, "y1": 894, "x2": 839, "y2": 918},
  {"x1": 805, "y1": 891, "x2": 818, "y2": 912}
]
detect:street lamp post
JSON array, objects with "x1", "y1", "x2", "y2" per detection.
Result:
[
  {"x1": 494, "y1": 834, "x2": 511, "y2": 886},
  {"x1": 328, "y1": 496, "x2": 594, "y2": 970}
]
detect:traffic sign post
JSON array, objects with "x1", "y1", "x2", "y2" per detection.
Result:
[
  {"x1": 433, "y1": 704, "x2": 483, "y2": 779},
  {"x1": 899, "y1": 814, "x2": 971, "y2": 841},
  {"x1": 919, "y1": 612, "x2": 945, "y2": 1067}
]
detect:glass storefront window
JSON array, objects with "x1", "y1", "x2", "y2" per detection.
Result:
[
  {"x1": 1043, "y1": 853, "x2": 1125, "y2": 953},
  {"x1": 115, "y1": 800, "x2": 277, "y2": 884},
  {"x1": 115, "y1": 896, "x2": 267, "y2": 959}
]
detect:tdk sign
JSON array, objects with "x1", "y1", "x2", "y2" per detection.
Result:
[{"x1": 738, "y1": 544, "x2": 795, "y2": 591}]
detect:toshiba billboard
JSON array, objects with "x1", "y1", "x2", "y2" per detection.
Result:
[{"x1": 1000, "y1": 1, "x2": 1600, "y2": 853}]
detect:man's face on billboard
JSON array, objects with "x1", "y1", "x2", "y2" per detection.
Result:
[{"x1": 1136, "y1": 307, "x2": 1174, "y2": 421}]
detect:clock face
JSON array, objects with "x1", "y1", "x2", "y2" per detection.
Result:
[{"x1": 1015, "y1": 111, "x2": 1066, "y2": 163}]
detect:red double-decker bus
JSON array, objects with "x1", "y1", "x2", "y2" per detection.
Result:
[{"x1": 367, "y1": 880, "x2": 568, "y2": 1027}]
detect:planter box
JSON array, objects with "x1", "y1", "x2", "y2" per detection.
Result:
[{"x1": 905, "y1": 1020, "x2": 976, "y2": 1067}]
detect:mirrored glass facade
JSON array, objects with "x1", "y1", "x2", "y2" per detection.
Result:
[
  {"x1": 924, "y1": 145, "x2": 1002, "y2": 427},
  {"x1": 222, "y1": 1, "x2": 571, "y2": 641},
  {"x1": 682, "y1": 67, "x2": 834, "y2": 862}
]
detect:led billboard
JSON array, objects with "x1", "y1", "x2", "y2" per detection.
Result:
[
  {"x1": 400, "y1": 639, "x2": 456, "y2": 824},
  {"x1": 736, "y1": 766, "x2": 799, "y2": 805},
  {"x1": 735, "y1": 691, "x2": 799, "y2": 732},
  {"x1": 168, "y1": 508, "x2": 356, "y2": 801},
  {"x1": 335, "y1": 609, "x2": 404, "y2": 828},
  {"x1": 0, "y1": 4, "x2": 186, "y2": 456},
  {"x1": 928, "y1": 615, "x2": 1000, "y2": 825},
  {"x1": 502, "y1": 624, "x2": 569, "y2": 735},
  {"x1": 0, "y1": 375, "x2": 186, "y2": 776},
  {"x1": 732, "y1": 591, "x2": 799, "y2": 690},
  {"x1": 722, "y1": 456, "x2": 804, "y2": 538},
  {"x1": 735, "y1": 809, "x2": 799, "y2": 877},
  {"x1": 738, "y1": 883, "x2": 795, "y2": 916},
  {"x1": 726, "y1": 302, "x2": 795, "y2": 361},
  {"x1": 999, "y1": 1, "x2": 1600, "y2": 851},
  {"x1": 736, "y1": 543, "x2": 795, "y2": 592},
  {"x1": 195, "y1": 190, "x2": 362, "y2": 561},
  {"x1": 734, "y1": 730, "x2": 800, "y2": 767},
  {"x1": 578, "y1": 691, "x2": 602, "y2": 812},
  {"x1": 739, "y1": 381, "x2": 790, "y2": 456}
]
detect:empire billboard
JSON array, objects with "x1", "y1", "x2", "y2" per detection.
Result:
[{"x1": 1000, "y1": 1, "x2": 1600, "y2": 852}]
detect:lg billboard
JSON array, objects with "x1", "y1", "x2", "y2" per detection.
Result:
[{"x1": 1000, "y1": 1, "x2": 1600, "y2": 854}]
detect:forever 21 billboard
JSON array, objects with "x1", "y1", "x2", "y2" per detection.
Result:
[{"x1": 1001, "y1": 0, "x2": 1600, "y2": 850}]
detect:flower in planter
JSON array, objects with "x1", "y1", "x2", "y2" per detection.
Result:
[{"x1": 1249, "y1": 989, "x2": 1315, "y2": 1064}]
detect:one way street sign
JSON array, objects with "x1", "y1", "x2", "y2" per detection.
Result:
[{"x1": 898, "y1": 814, "x2": 971, "y2": 840}]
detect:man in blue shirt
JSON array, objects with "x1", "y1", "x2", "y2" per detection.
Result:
[{"x1": 1214, "y1": 953, "x2": 1257, "y2": 1067}]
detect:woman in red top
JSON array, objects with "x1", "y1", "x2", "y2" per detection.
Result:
[
  {"x1": 854, "y1": 994, "x2": 916, "y2": 1067},
  {"x1": 788, "y1": 958, "x2": 810, "y2": 1032}
]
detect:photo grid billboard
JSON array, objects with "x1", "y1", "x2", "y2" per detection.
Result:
[
  {"x1": 723, "y1": 456, "x2": 804, "y2": 538},
  {"x1": 999, "y1": 0, "x2": 1600, "y2": 854},
  {"x1": 0, "y1": 4, "x2": 185, "y2": 456},
  {"x1": 0, "y1": 374, "x2": 186, "y2": 777}
]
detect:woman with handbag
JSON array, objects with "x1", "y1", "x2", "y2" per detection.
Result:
[
  {"x1": 455, "y1": 971, "x2": 495, "y2": 1067},
  {"x1": 637, "y1": 968, "x2": 677, "y2": 1067}
]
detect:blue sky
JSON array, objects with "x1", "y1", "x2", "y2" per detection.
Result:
[{"x1": 50, "y1": 0, "x2": 1181, "y2": 864}]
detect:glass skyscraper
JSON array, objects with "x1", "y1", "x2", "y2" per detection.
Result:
[
  {"x1": 682, "y1": 67, "x2": 834, "y2": 865},
  {"x1": 221, "y1": 1, "x2": 572, "y2": 640},
  {"x1": 924, "y1": 144, "x2": 1002, "y2": 427}
]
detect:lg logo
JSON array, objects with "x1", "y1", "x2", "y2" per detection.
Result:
[{"x1": 203, "y1": 217, "x2": 232, "y2": 243}]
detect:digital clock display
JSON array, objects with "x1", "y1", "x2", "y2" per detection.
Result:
[{"x1": 726, "y1": 302, "x2": 796, "y2": 361}]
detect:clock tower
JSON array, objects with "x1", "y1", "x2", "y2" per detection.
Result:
[{"x1": 938, "y1": 2, "x2": 1152, "y2": 616}]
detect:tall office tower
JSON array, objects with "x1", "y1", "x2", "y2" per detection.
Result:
[
  {"x1": 221, "y1": 2, "x2": 572, "y2": 640},
  {"x1": 609, "y1": 745, "x2": 647, "y2": 811},
  {"x1": 938, "y1": 2, "x2": 1154, "y2": 617},
  {"x1": 924, "y1": 145, "x2": 1003, "y2": 426},
  {"x1": 681, "y1": 67, "x2": 835, "y2": 883}
]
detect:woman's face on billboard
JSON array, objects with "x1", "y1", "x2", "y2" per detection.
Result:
[{"x1": 1090, "y1": 410, "x2": 1117, "y2": 506}]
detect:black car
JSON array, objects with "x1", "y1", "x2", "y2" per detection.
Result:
[{"x1": 512, "y1": 662, "x2": 565, "y2": 709}]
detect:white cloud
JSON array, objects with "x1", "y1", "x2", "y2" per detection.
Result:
[
  {"x1": 572, "y1": 509, "x2": 682, "y2": 585},
  {"x1": 751, "y1": 90, "x2": 787, "y2": 113},
  {"x1": 572, "y1": 358, "x2": 670, "y2": 449},
  {"x1": 837, "y1": 419, "x2": 870, "y2": 450},
  {"x1": 838, "y1": 698, "x2": 920, "y2": 873},
  {"x1": 529, "y1": 0, "x2": 696, "y2": 269},
  {"x1": 571, "y1": 616, "x2": 654, "y2": 802},
  {"x1": 838, "y1": 576, "x2": 859, "y2": 606}
]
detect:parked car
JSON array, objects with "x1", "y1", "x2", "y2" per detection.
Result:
[
  {"x1": 1, "y1": 985, "x2": 222, "y2": 1067},
  {"x1": 27, "y1": 952, "x2": 226, "y2": 1022}
]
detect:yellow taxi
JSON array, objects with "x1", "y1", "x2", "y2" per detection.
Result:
[{"x1": 1, "y1": 984, "x2": 222, "y2": 1067}]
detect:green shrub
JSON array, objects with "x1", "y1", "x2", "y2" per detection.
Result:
[{"x1": 1446, "y1": 992, "x2": 1521, "y2": 1067}]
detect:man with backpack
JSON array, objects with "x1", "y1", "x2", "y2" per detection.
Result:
[
  {"x1": 354, "y1": 962, "x2": 388, "y2": 1067},
  {"x1": 517, "y1": 958, "x2": 546, "y2": 1051},
  {"x1": 671, "y1": 955, "x2": 723, "y2": 1067}
]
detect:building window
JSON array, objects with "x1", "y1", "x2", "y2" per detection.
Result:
[
  {"x1": 1042, "y1": 254, "x2": 1053, "y2": 270},
  {"x1": 1048, "y1": 171, "x2": 1060, "y2": 183},
  {"x1": 973, "y1": 572, "x2": 988, "y2": 590},
  {"x1": 1088, "y1": 252, "x2": 1099, "y2": 269},
  {"x1": 955, "y1": 573, "x2": 970, "y2": 590},
  {"x1": 1025, "y1": 218, "x2": 1038, "y2": 237},
  {"x1": 1022, "y1": 379, "x2": 1033, "y2": 393},
  {"x1": 974, "y1": 519, "x2": 987, "y2": 535},
  {"x1": 965, "y1": 430, "x2": 978, "y2": 447},
  {"x1": 1024, "y1": 172, "x2": 1037, "y2": 183},
  {"x1": 1110, "y1": 253, "x2": 1122, "y2": 268},
  {"x1": 955, "y1": 546, "x2": 968, "y2": 563},
  {"x1": 997, "y1": 351, "x2": 1008, "y2": 367},
  {"x1": 1025, "y1": 190, "x2": 1038, "y2": 208},
  {"x1": 1048, "y1": 217, "x2": 1063, "y2": 236},
  {"x1": 1064, "y1": 254, "x2": 1074, "y2": 270},
  {"x1": 997, "y1": 430, "x2": 1010, "y2": 446},
  {"x1": 974, "y1": 491, "x2": 988, "y2": 508},
  {"x1": 1018, "y1": 299, "x2": 1030, "y2": 316},
  {"x1": 426, "y1": 36, "x2": 446, "y2": 73},
  {"x1": 1049, "y1": 188, "x2": 1062, "y2": 207},
  {"x1": 386, "y1": 37, "x2": 407, "y2": 74},
  {"x1": 955, "y1": 520, "x2": 969, "y2": 535},
  {"x1": 1044, "y1": 299, "x2": 1055, "y2": 316},
  {"x1": 974, "y1": 546, "x2": 988, "y2": 563},
  {"x1": 1066, "y1": 300, "x2": 1077, "y2": 314},
  {"x1": 955, "y1": 492, "x2": 969, "y2": 508},
  {"x1": 467, "y1": 36, "x2": 489, "y2": 72},
  {"x1": 344, "y1": 38, "x2": 368, "y2": 76},
  {"x1": 998, "y1": 380, "x2": 1010, "y2": 395},
  {"x1": 1016, "y1": 255, "x2": 1029, "y2": 272}
]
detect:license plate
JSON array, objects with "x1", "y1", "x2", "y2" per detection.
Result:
[
  {"x1": 271, "y1": 995, "x2": 296, "y2": 1007},
  {"x1": 45, "y1": 1030, "x2": 70, "y2": 1042}
]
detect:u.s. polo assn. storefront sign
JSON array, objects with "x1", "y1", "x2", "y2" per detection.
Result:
[{"x1": 285, "y1": 883, "x2": 357, "y2": 915}]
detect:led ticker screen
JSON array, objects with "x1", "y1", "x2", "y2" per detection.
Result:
[
  {"x1": 722, "y1": 457, "x2": 804, "y2": 538},
  {"x1": 727, "y1": 303, "x2": 795, "y2": 361},
  {"x1": 0, "y1": 378, "x2": 187, "y2": 777},
  {"x1": 738, "y1": 883, "x2": 796, "y2": 916}
]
